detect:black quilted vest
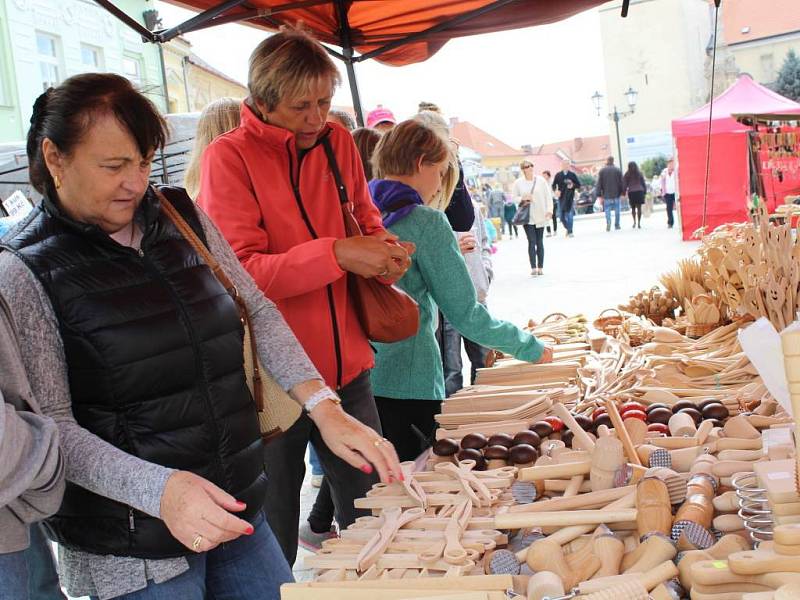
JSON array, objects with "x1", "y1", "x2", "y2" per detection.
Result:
[{"x1": 1, "y1": 187, "x2": 266, "y2": 559}]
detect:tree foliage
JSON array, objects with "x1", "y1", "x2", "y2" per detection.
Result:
[
  {"x1": 641, "y1": 155, "x2": 668, "y2": 179},
  {"x1": 775, "y1": 49, "x2": 800, "y2": 103},
  {"x1": 578, "y1": 173, "x2": 596, "y2": 187}
]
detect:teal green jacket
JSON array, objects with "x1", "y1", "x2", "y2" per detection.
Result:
[{"x1": 370, "y1": 205, "x2": 544, "y2": 401}]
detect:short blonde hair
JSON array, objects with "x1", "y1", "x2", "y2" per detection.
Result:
[
  {"x1": 184, "y1": 97, "x2": 241, "y2": 199},
  {"x1": 372, "y1": 120, "x2": 455, "y2": 211},
  {"x1": 413, "y1": 111, "x2": 459, "y2": 211},
  {"x1": 413, "y1": 110, "x2": 449, "y2": 139},
  {"x1": 248, "y1": 27, "x2": 341, "y2": 111}
]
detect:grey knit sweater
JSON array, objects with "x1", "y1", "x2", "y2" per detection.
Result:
[
  {"x1": 0, "y1": 294, "x2": 65, "y2": 554},
  {"x1": 0, "y1": 205, "x2": 320, "y2": 599}
]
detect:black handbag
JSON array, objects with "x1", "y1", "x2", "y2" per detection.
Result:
[{"x1": 512, "y1": 178, "x2": 537, "y2": 225}]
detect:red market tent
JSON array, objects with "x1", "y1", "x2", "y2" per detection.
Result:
[
  {"x1": 95, "y1": 0, "x2": 608, "y2": 122},
  {"x1": 671, "y1": 74, "x2": 800, "y2": 240}
]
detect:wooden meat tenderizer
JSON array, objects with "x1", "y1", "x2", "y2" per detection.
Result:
[
  {"x1": 573, "y1": 559, "x2": 679, "y2": 596},
  {"x1": 668, "y1": 412, "x2": 697, "y2": 437},
  {"x1": 590, "y1": 437, "x2": 625, "y2": 492},
  {"x1": 592, "y1": 526, "x2": 625, "y2": 577},
  {"x1": 527, "y1": 570, "x2": 565, "y2": 600},
  {"x1": 636, "y1": 478, "x2": 673, "y2": 539}
]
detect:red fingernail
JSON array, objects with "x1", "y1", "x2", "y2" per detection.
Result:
[
  {"x1": 398, "y1": 472, "x2": 405, "y2": 481},
  {"x1": 235, "y1": 501, "x2": 246, "y2": 508},
  {"x1": 360, "y1": 464, "x2": 373, "y2": 474},
  {"x1": 245, "y1": 525, "x2": 254, "y2": 535}
]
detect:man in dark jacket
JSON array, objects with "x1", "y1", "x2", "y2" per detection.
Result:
[
  {"x1": 596, "y1": 156, "x2": 624, "y2": 231},
  {"x1": 552, "y1": 160, "x2": 581, "y2": 237}
]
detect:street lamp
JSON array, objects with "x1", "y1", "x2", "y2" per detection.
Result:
[{"x1": 591, "y1": 87, "x2": 638, "y2": 167}]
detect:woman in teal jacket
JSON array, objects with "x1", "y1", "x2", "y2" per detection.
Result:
[{"x1": 368, "y1": 120, "x2": 553, "y2": 461}]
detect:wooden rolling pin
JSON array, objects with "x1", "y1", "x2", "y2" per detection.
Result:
[
  {"x1": 516, "y1": 493, "x2": 636, "y2": 563},
  {"x1": 495, "y1": 509, "x2": 637, "y2": 530},
  {"x1": 506, "y1": 486, "x2": 633, "y2": 514},
  {"x1": 518, "y1": 459, "x2": 591, "y2": 482},
  {"x1": 579, "y1": 580, "x2": 649, "y2": 600}
]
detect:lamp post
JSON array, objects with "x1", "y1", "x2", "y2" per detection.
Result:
[{"x1": 592, "y1": 86, "x2": 638, "y2": 167}]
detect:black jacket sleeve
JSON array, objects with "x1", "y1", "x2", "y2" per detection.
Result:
[{"x1": 445, "y1": 164, "x2": 476, "y2": 232}]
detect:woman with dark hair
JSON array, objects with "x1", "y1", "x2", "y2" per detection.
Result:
[
  {"x1": 352, "y1": 127, "x2": 382, "y2": 181},
  {"x1": 0, "y1": 72, "x2": 401, "y2": 600},
  {"x1": 623, "y1": 161, "x2": 647, "y2": 229}
]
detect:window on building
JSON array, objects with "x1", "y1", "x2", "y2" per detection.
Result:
[
  {"x1": 81, "y1": 44, "x2": 103, "y2": 71},
  {"x1": 761, "y1": 53, "x2": 775, "y2": 82},
  {"x1": 36, "y1": 31, "x2": 61, "y2": 92},
  {"x1": 122, "y1": 54, "x2": 142, "y2": 87}
]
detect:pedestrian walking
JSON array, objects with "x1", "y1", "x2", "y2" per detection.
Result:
[
  {"x1": 488, "y1": 185, "x2": 506, "y2": 220},
  {"x1": 512, "y1": 161, "x2": 552, "y2": 276},
  {"x1": 596, "y1": 156, "x2": 624, "y2": 231},
  {"x1": 503, "y1": 193, "x2": 518, "y2": 238},
  {"x1": 623, "y1": 161, "x2": 647, "y2": 229},
  {"x1": 542, "y1": 170, "x2": 558, "y2": 237},
  {"x1": 660, "y1": 158, "x2": 677, "y2": 229},
  {"x1": 552, "y1": 160, "x2": 580, "y2": 237}
]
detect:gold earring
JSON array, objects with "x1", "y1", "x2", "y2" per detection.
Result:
[{"x1": 54, "y1": 175, "x2": 61, "y2": 189}]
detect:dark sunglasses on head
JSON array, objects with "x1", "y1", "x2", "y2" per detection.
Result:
[{"x1": 522, "y1": 165, "x2": 532, "y2": 169}]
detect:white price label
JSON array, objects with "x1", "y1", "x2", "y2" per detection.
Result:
[{"x1": 2, "y1": 191, "x2": 33, "y2": 220}]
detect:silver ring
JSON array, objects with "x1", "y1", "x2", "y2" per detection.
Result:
[{"x1": 379, "y1": 269, "x2": 389, "y2": 277}]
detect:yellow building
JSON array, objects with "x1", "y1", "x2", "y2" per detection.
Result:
[
  {"x1": 721, "y1": 0, "x2": 800, "y2": 87},
  {"x1": 163, "y1": 37, "x2": 247, "y2": 113}
]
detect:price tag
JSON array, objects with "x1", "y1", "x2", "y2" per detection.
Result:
[{"x1": 2, "y1": 191, "x2": 33, "y2": 220}]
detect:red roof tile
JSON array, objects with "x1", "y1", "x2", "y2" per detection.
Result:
[
  {"x1": 450, "y1": 118, "x2": 525, "y2": 158},
  {"x1": 529, "y1": 135, "x2": 611, "y2": 168},
  {"x1": 722, "y1": 0, "x2": 800, "y2": 45}
]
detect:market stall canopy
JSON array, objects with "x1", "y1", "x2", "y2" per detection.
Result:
[
  {"x1": 149, "y1": 0, "x2": 607, "y2": 66},
  {"x1": 672, "y1": 74, "x2": 800, "y2": 137},
  {"x1": 671, "y1": 75, "x2": 800, "y2": 241}
]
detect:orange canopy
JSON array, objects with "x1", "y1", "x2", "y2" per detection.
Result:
[{"x1": 156, "y1": 0, "x2": 607, "y2": 66}]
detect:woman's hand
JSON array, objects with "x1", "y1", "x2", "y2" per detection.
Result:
[
  {"x1": 160, "y1": 471, "x2": 253, "y2": 553},
  {"x1": 458, "y1": 233, "x2": 477, "y2": 254},
  {"x1": 536, "y1": 345, "x2": 554, "y2": 364},
  {"x1": 309, "y1": 400, "x2": 403, "y2": 484},
  {"x1": 334, "y1": 236, "x2": 411, "y2": 279},
  {"x1": 545, "y1": 212, "x2": 553, "y2": 220}
]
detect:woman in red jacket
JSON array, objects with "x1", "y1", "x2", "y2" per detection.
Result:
[{"x1": 197, "y1": 27, "x2": 412, "y2": 565}]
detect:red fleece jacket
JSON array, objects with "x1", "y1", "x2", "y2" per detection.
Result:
[{"x1": 197, "y1": 103, "x2": 385, "y2": 388}]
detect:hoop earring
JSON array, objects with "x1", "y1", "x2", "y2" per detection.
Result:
[{"x1": 54, "y1": 175, "x2": 61, "y2": 189}]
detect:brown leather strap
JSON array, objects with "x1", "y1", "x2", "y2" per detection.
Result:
[{"x1": 154, "y1": 187, "x2": 264, "y2": 411}]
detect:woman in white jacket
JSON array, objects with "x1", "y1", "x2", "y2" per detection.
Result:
[{"x1": 512, "y1": 161, "x2": 553, "y2": 276}]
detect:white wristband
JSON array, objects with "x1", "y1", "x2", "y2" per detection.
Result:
[{"x1": 304, "y1": 386, "x2": 341, "y2": 414}]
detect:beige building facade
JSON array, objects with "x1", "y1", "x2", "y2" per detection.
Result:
[
  {"x1": 720, "y1": 0, "x2": 800, "y2": 87},
  {"x1": 598, "y1": 0, "x2": 714, "y2": 165},
  {"x1": 163, "y1": 37, "x2": 247, "y2": 114}
]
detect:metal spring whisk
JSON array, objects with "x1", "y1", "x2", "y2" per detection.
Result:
[{"x1": 733, "y1": 471, "x2": 773, "y2": 546}]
